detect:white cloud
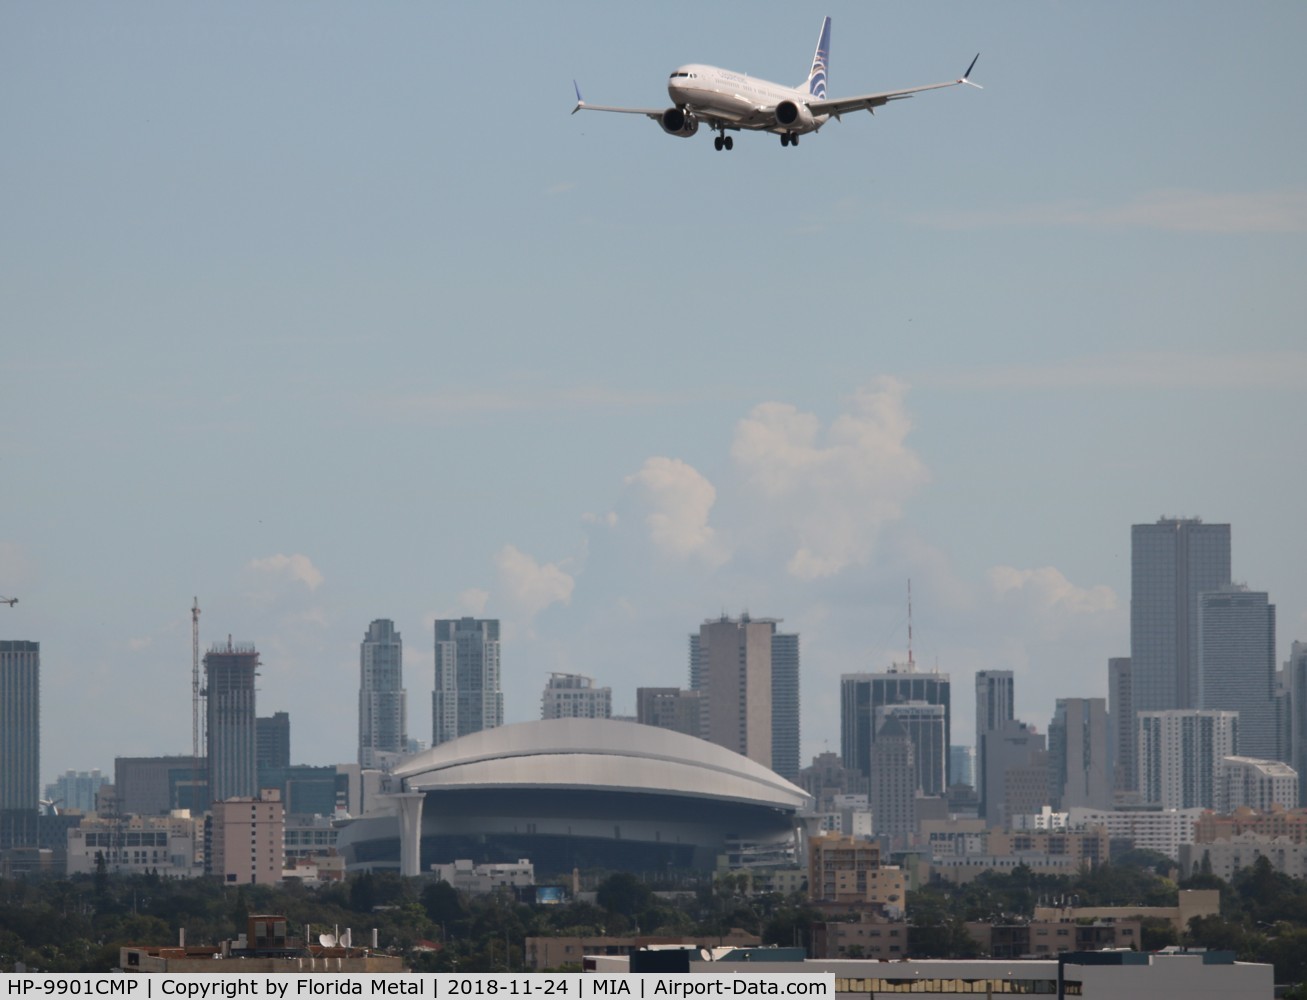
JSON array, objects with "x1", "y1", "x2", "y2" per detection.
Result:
[
  {"x1": 494, "y1": 544, "x2": 575, "y2": 619},
  {"x1": 622, "y1": 457, "x2": 727, "y2": 566},
  {"x1": 247, "y1": 553, "x2": 324, "y2": 590},
  {"x1": 730, "y1": 378, "x2": 928, "y2": 579},
  {"x1": 988, "y1": 565, "x2": 1118, "y2": 615}
]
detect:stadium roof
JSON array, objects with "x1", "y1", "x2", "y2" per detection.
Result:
[{"x1": 393, "y1": 718, "x2": 809, "y2": 811}]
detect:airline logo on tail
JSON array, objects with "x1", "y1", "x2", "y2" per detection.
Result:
[{"x1": 807, "y1": 15, "x2": 831, "y2": 99}]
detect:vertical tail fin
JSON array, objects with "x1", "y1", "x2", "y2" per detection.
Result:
[{"x1": 806, "y1": 16, "x2": 831, "y2": 99}]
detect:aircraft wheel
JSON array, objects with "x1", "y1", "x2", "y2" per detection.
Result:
[
  {"x1": 792, "y1": 134, "x2": 800, "y2": 147},
  {"x1": 714, "y1": 136, "x2": 723, "y2": 151},
  {"x1": 724, "y1": 136, "x2": 734, "y2": 151},
  {"x1": 780, "y1": 134, "x2": 790, "y2": 147}
]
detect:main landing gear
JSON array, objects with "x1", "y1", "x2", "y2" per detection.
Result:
[
  {"x1": 713, "y1": 131, "x2": 734, "y2": 152},
  {"x1": 780, "y1": 132, "x2": 800, "y2": 147}
]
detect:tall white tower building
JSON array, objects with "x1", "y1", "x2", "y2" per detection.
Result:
[
  {"x1": 1138, "y1": 709, "x2": 1237, "y2": 810},
  {"x1": 359, "y1": 619, "x2": 406, "y2": 768},
  {"x1": 432, "y1": 618, "x2": 502, "y2": 747}
]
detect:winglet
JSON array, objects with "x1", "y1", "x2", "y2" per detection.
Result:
[
  {"x1": 571, "y1": 80, "x2": 585, "y2": 114},
  {"x1": 959, "y1": 54, "x2": 983, "y2": 89}
]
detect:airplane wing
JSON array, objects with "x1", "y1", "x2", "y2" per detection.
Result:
[
  {"x1": 809, "y1": 54, "x2": 981, "y2": 120},
  {"x1": 571, "y1": 81, "x2": 663, "y2": 119}
]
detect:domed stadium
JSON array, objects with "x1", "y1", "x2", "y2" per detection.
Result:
[{"x1": 335, "y1": 718, "x2": 811, "y2": 875}]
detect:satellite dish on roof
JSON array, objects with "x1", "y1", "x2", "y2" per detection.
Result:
[{"x1": 318, "y1": 933, "x2": 337, "y2": 948}]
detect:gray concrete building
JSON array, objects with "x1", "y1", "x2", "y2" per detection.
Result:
[
  {"x1": 1130, "y1": 517, "x2": 1230, "y2": 713},
  {"x1": 205, "y1": 640, "x2": 259, "y2": 804},
  {"x1": 1108, "y1": 657, "x2": 1135, "y2": 795},
  {"x1": 1048, "y1": 697, "x2": 1110, "y2": 810},
  {"x1": 1138, "y1": 709, "x2": 1237, "y2": 810},
  {"x1": 1198, "y1": 586, "x2": 1276, "y2": 759},
  {"x1": 690, "y1": 614, "x2": 781, "y2": 772},
  {"x1": 541, "y1": 672, "x2": 611, "y2": 720},
  {"x1": 0, "y1": 640, "x2": 39, "y2": 811},
  {"x1": 842, "y1": 664, "x2": 951, "y2": 788},
  {"x1": 974, "y1": 669, "x2": 1014, "y2": 807}
]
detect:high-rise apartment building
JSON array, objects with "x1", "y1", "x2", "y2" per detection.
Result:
[
  {"x1": 1198, "y1": 587, "x2": 1276, "y2": 760},
  {"x1": 842, "y1": 664, "x2": 951, "y2": 788},
  {"x1": 359, "y1": 619, "x2": 406, "y2": 767},
  {"x1": 974, "y1": 670, "x2": 1014, "y2": 806},
  {"x1": 45, "y1": 769, "x2": 107, "y2": 814},
  {"x1": 1108, "y1": 657, "x2": 1135, "y2": 794},
  {"x1": 1137, "y1": 709, "x2": 1237, "y2": 810},
  {"x1": 636, "y1": 687, "x2": 704, "y2": 738},
  {"x1": 205, "y1": 640, "x2": 259, "y2": 804},
  {"x1": 689, "y1": 613, "x2": 798, "y2": 775},
  {"x1": 1217, "y1": 756, "x2": 1298, "y2": 813},
  {"x1": 1131, "y1": 517, "x2": 1231, "y2": 713},
  {"x1": 256, "y1": 712, "x2": 291, "y2": 772},
  {"x1": 1048, "y1": 698, "x2": 1110, "y2": 810},
  {"x1": 207, "y1": 788, "x2": 285, "y2": 885},
  {"x1": 770, "y1": 631, "x2": 801, "y2": 781},
  {"x1": 0, "y1": 640, "x2": 40, "y2": 811},
  {"x1": 541, "y1": 673, "x2": 612, "y2": 720},
  {"x1": 432, "y1": 618, "x2": 502, "y2": 747}
]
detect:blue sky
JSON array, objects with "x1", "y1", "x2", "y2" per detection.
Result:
[{"x1": 4, "y1": 2, "x2": 1305, "y2": 780}]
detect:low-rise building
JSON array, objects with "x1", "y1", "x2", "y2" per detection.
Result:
[
  {"x1": 1032, "y1": 888, "x2": 1219, "y2": 936},
  {"x1": 1181, "y1": 831, "x2": 1307, "y2": 880},
  {"x1": 431, "y1": 857, "x2": 534, "y2": 894},
  {"x1": 812, "y1": 914, "x2": 909, "y2": 959},
  {"x1": 965, "y1": 918, "x2": 1140, "y2": 958},
  {"x1": 67, "y1": 810, "x2": 201, "y2": 877}
]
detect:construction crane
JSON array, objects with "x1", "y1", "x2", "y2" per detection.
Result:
[{"x1": 0, "y1": 596, "x2": 16, "y2": 607}]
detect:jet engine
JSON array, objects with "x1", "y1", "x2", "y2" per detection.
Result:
[
  {"x1": 774, "y1": 100, "x2": 816, "y2": 132},
  {"x1": 659, "y1": 107, "x2": 699, "y2": 137}
]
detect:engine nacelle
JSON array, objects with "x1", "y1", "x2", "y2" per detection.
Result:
[
  {"x1": 774, "y1": 100, "x2": 817, "y2": 132},
  {"x1": 659, "y1": 107, "x2": 699, "y2": 138}
]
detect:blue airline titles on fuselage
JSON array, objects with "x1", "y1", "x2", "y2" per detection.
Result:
[{"x1": 572, "y1": 15, "x2": 979, "y2": 152}]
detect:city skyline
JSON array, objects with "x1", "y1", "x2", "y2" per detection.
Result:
[{"x1": 3, "y1": 3, "x2": 1305, "y2": 778}]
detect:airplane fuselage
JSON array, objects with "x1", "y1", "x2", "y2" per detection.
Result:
[{"x1": 667, "y1": 64, "x2": 830, "y2": 135}]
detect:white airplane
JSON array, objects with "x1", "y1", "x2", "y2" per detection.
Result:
[{"x1": 572, "y1": 16, "x2": 980, "y2": 151}]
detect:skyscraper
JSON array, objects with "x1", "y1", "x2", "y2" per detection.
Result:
[
  {"x1": 869, "y1": 713, "x2": 917, "y2": 849},
  {"x1": 974, "y1": 670, "x2": 1014, "y2": 806},
  {"x1": 0, "y1": 640, "x2": 39, "y2": 811},
  {"x1": 432, "y1": 618, "x2": 502, "y2": 747},
  {"x1": 770, "y1": 631, "x2": 801, "y2": 780},
  {"x1": 256, "y1": 711, "x2": 291, "y2": 771},
  {"x1": 1289, "y1": 642, "x2": 1307, "y2": 804},
  {"x1": 1108, "y1": 657, "x2": 1135, "y2": 795},
  {"x1": 1198, "y1": 587, "x2": 1276, "y2": 760},
  {"x1": 359, "y1": 619, "x2": 406, "y2": 767},
  {"x1": 841, "y1": 664, "x2": 951, "y2": 788},
  {"x1": 1138, "y1": 709, "x2": 1237, "y2": 810},
  {"x1": 541, "y1": 673, "x2": 612, "y2": 720},
  {"x1": 877, "y1": 701, "x2": 947, "y2": 796},
  {"x1": 691, "y1": 614, "x2": 775, "y2": 770},
  {"x1": 1131, "y1": 517, "x2": 1231, "y2": 712},
  {"x1": 205, "y1": 640, "x2": 259, "y2": 804},
  {"x1": 1048, "y1": 697, "x2": 1110, "y2": 810}
]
